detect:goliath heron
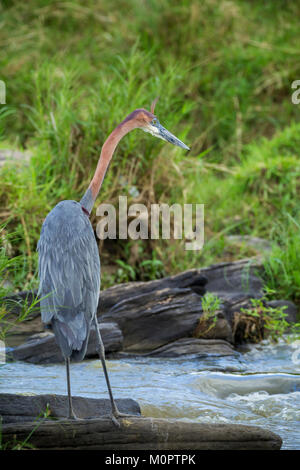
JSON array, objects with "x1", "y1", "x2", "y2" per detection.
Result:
[{"x1": 37, "y1": 101, "x2": 189, "y2": 424}]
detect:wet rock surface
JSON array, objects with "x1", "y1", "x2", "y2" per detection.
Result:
[
  {"x1": 3, "y1": 259, "x2": 298, "y2": 363},
  {"x1": 12, "y1": 322, "x2": 123, "y2": 364},
  {"x1": 0, "y1": 393, "x2": 282, "y2": 450},
  {"x1": 99, "y1": 258, "x2": 263, "y2": 352},
  {"x1": 0, "y1": 393, "x2": 140, "y2": 424},
  {"x1": 140, "y1": 338, "x2": 238, "y2": 358}
]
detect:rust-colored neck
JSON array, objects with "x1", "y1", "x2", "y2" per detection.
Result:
[{"x1": 89, "y1": 118, "x2": 138, "y2": 201}]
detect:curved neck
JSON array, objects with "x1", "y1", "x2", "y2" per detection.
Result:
[{"x1": 80, "y1": 117, "x2": 138, "y2": 212}]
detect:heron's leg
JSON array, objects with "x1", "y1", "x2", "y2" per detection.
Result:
[
  {"x1": 65, "y1": 357, "x2": 77, "y2": 420},
  {"x1": 93, "y1": 318, "x2": 120, "y2": 412},
  {"x1": 93, "y1": 318, "x2": 138, "y2": 425}
]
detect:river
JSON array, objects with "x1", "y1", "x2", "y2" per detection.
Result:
[{"x1": 1, "y1": 337, "x2": 300, "y2": 449}]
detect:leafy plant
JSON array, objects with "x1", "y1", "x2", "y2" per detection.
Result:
[
  {"x1": 237, "y1": 296, "x2": 300, "y2": 343},
  {"x1": 115, "y1": 259, "x2": 136, "y2": 283},
  {"x1": 139, "y1": 254, "x2": 165, "y2": 281},
  {"x1": 201, "y1": 292, "x2": 221, "y2": 320},
  {"x1": 0, "y1": 223, "x2": 39, "y2": 341},
  {"x1": 262, "y1": 214, "x2": 300, "y2": 305},
  {"x1": 114, "y1": 250, "x2": 165, "y2": 284},
  {"x1": 194, "y1": 293, "x2": 221, "y2": 338}
]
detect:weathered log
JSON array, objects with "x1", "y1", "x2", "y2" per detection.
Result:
[
  {"x1": 99, "y1": 259, "x2": 263, "y2": 352},
  {"x1": 2, "y1": 268, "x2": 207, "y2": 340},
  {"x1": 1, "y1": 416, "x2": 282, "y2": 450},
  {"x1": 4, "y1": 259, "x2": 270, "y2": 361},
  {"x1": 0, "y1": 393, "x2": 140, "y2": 424},
  {"x1": 141, "y1": 338, "x2": 238, "y2": 358},
  {"x1": 12, "y1": 322, "x2": 123, "y2": 364}
]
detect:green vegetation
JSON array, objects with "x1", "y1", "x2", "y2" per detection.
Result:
[
  {"x1": 237, "y1": 295, "x2": 300, "y2": 342},
  {"x1": 0, "y1": 224, "x2": 41, "y2": 340},
  {"x1": 0, "y1": 404, "x2": 51, "y2": 450},
  {"x1": 262, "y1": 215, "x2": 300, "y2": 305},
  {"x1": 194, "y1": 292, "x2": 221, "y2": 337},
  {"x1": 201, "y1": 293, "x2": 221, "y2": 320},
  {"x1": 195, "y1": 291, "x2": 300, "y2": 342},
  {"x1": 0, "y1": 1, "x2": 299, "y2": 316}
]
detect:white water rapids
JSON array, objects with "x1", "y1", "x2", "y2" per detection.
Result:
[{"x1": 1, "y1": 337, "x2": 299, "y2": 449}]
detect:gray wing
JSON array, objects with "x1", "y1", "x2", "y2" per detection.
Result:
[{"x1": 37, "y1": 201, "x2": 100, "y2": 358}]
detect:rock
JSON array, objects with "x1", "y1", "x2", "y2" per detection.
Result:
[
  {"x1": 0, "y1": 148, "x2": 31, "y2": 168},
  {"x1": 193, "y1": 310, "x2": 233, "y2": 342},
  {"x1": 12, "y1": 322, "x2": 123, "y2": 364},
  {"x1": 0, "y1": 393, "x2": 140, "y2": 424},
  {"x1": 1, "y1": 408, "x2": 282, "y2": 450},
  {"x1": 0, "y1": 279, "x2": 14, "y2": 290},
  {"x1": 2, "y1": 270, "x2": 208, "y2": 341},
  {"x1": 100, "y1": 259, "x2": 262, "y2": 352},
  {"x1": 202, "y1": 258, "x2": 263, "y2": 303},
  {"x1": 11, "y1": 332, "x2": 59, "y2": 363},
  {"x1": 226, "y1": 236, "x2": 272, "y2": 254},
  {"x1": 101, "y1": 285, "x2": 205, "y2": 352},
  {"x1": 98, "y1": 270, "x2": 207, "y2": 315},
  {"x1": 266, "y1": 300, "x2": 298, "y2": 324},
  {"x1": 4, "y1": 259, "x2": 265, "y2": 359},
  {"x1": 141, "y1": 338, "x2": 238, "y2": 358},
  {"x1": 0, "y1": 393, "x2": 283, "y2": 450}
]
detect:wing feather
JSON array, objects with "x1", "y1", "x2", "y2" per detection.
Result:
[{"x1": 37, "y1": 201, "x2": 100, "y2": 358}]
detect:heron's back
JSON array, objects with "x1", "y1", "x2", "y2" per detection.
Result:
[{"x1": 37, "y1": 200, "x2": 100, "y2": 360}]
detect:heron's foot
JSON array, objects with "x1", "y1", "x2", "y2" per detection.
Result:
[
  {"x1": 114, "y1": 410, "x2": 136, "y2": 419},
  {"x1": 111, "y1": 413, "x2": 121, "y2": 428},
  {"x1": 112, "y1": 409, "x2": 139, "y2": 427},
  {"x1": 67, "y1": 411, "x2": 81, "y2": 420},
  {"x1": 108, "y1": 408, "x2": 138, "y2": 428}
]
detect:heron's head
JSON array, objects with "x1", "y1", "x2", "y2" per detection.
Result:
[{"x1": 125, "y1": 99, "x2": 190, "y2": 151}]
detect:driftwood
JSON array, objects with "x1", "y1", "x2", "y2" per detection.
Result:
[
  {"x1": 0, "y1": 393, "x2": 282, "y2": 450},
  {"x1": 12, "y1": 322, "x2": 123, "y2": 364},
  {"x1": 0, "y1": 393, "x2": 140, "y2": 424},
  {"x1": 139, "y1": 338, "x2": 238, "y2": 358},
  {"x1": 2, "y1": 417, "x2": 282, "y2": 450},
  {"x1": 5, "y1": 259, "x2": 266, "y2": 363},
  {"x1": 99, "y1": 259, "x2": 263, "y2": 352}
]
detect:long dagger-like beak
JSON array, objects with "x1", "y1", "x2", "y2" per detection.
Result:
[
  {"x1": 155, "y1": 122, "x2": 190, "y2": 150},
  {"x1": 143, "y1": 119, "x2": 190, "y2": 150}
]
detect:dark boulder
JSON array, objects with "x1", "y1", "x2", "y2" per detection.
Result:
[
  {"x1": 5, "y1": 259, "x2": 267, "y2": 361},
  {"x1": 0, "y1": 393, "x2": 140, "y2": 424},
  {"x1": 12, "y1": 322, "x2": 123, "y2": 364},
  {"x1": 141, "y1": 338, "x2": 238, "y2": 358},
  {"x1": 0, "y1": 393, "x2": 282, "y2": 450}
]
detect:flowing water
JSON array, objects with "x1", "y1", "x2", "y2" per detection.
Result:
[{"x1": 1, "y1": 337, "x2": 300, "y2": 449}]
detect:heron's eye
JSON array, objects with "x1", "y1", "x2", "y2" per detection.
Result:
[{"x1": 152, "y1": 118, "x2": 157, "y2": 125}]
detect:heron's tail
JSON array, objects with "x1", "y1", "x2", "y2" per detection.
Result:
[{"x1": 52, "y1": 312, "x2": 91, "y2": 362}]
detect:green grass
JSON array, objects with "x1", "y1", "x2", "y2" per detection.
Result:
[
  {"x1": 0, "y1": 0, "x2": 299, "y2": 312},
  {"x1": 0, "y1": 224, "x2": 41, "y2": 339},
  {"x1": 262, "y1": 215, "x2": 300, "y2": 305},
  {"x1": 239, "y1": 296, "x2": 300, "y2": 342}
]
